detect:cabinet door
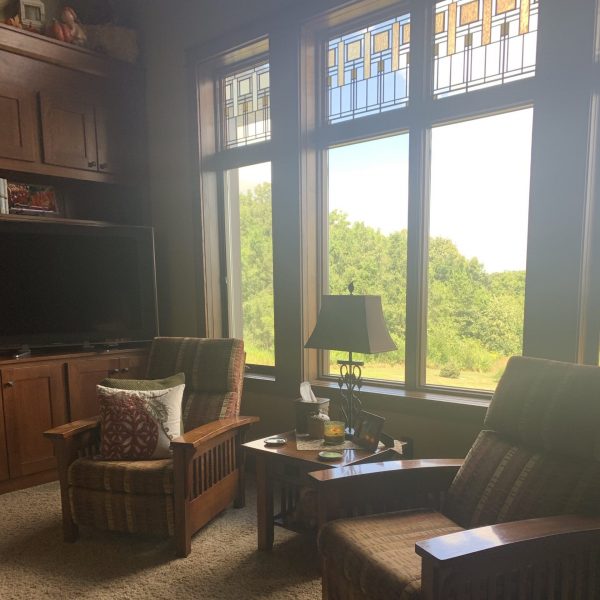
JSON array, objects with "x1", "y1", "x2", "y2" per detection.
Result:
[
  {"x1": 0, "y1": 394, "x2": 9, "y2": 482},
  {"x1": 39, "y1": 91, "x2": 97, "y2": 171},
  {"x1": 0, "y1": 82, "x2": 37, "y2": 162},
  {"x1": 117, "y1": 353, "x2": 148, "y2": 380},
  {"x1": 2, "y1": 363, "x2": 68, "y2": 478},
  {"x1": 68, "y1": 356, "x2": 120, "y2": 421},
  {"x1": 95, "y1": 104, "x2": 121, "y2": 175}
]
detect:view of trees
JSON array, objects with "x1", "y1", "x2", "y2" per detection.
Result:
[{"x1": 240, "y1": 183, "x2": 525, "y2": 388}]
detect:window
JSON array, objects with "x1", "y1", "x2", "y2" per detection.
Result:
[
  {"x1": 224, "y1": 163, "x2": 275, "y2": 366},
  {"x1": 195, "y1": 44, "x2": 275, "y2": 372},
  {"x1": 309, "y1": 1, "x2": 537, "y2": 393},
  {"x1": 427, "y1": 109, "x2": 532, "y2": 390},
  {"x1": 327, "y1": 135, "x2": 409, "y2": 382}
]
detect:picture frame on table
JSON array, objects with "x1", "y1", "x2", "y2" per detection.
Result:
[{"x1": 352, "y1": 410, "x2": 385, "y2": 452}]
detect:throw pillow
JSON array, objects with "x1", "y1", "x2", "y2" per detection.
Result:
[
  {"x1": 97, "y1": 383, "x2": 185, "y2": 460},
  {"x1": 100, "y1": 372, "x2": 185, "y2": 391}
]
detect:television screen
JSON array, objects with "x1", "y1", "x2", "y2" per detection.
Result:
[{"x1": 0, "y1": 220, "x2": 158, "y2": 350}]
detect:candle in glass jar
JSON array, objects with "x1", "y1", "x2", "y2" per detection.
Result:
[{"x1": 323, "y1": 420, "x2": 345, "y2": 444}]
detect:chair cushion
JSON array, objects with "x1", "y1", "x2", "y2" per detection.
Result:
[
  {"x1": 69, "y1": 486, "x2": 174, "y2": 536},
  {"x1": 68, "y1": 457, "x2": 174, "y2": 495},
  {"x1": 444, "y1": 430, "x2": 600, "y2": 529},
  {"x1": 318, "y1": 510, "x2": 463, "y2": 600},
  {"x1": 97, "y1": 383, "x2": 184, "y2": 459},
  {"x1": 100, "y1": 371, "x2": 185, "y2": 391},
  {"x1": 485, "y1": 356, "x2": 600, "y2": 460}
]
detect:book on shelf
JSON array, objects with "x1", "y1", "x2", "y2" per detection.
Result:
[{"x1": 0, "y1": 179, "x2": 8, "y2": 215}]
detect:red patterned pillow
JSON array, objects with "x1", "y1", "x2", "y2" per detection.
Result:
[{"x1": 97, "y1": 384, "x2": 184, "y2": 460}]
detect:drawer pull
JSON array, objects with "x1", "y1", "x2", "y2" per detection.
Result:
[
  {"x1": 88, "y1": 160, "x2": 97, "y2": 168},
  {"x1": 109, "y1": 368, "x2": 120, "y2": 374},
  {"x1": 121, "y1": 367, "x2": 129, "y2": 373},
  {"x1": 5, "y1": 381, "x2": 14, "y2": 387}
]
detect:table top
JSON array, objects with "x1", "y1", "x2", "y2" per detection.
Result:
[{"x1": 243, "y1": 431, "x2": 403, "y2": 467}]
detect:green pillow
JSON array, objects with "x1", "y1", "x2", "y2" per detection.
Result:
[{"x1": 100, "y1": 372, "x2": 185, "y2": 391}]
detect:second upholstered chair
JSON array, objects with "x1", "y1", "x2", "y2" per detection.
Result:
[
  {"x1": 46, "y1": 337, "x2": 258, "y2": 557},
  {"x1": 314, "y1": 356, "x2": 600, "y2": 599}
]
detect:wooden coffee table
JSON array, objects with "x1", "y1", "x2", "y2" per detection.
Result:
[{"x1": 243, "y1": 431, "x2": 409, "y2": 550}]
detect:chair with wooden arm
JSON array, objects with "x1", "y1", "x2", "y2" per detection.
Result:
[
  {"x1": 312, "y1": 356, "x2": 600, "y2": 599},
  {"x1": 45, "y1": 337, "x2": 258, "y2": 557}
]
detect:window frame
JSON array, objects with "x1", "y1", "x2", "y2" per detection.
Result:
[{"x1": 303, "y1": 0, "x2": 537, "y2": 398}]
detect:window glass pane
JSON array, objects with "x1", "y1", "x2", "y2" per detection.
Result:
[
  {"x1": 223, "y1": 62, "x2": 270, "y2": 148},
  {"x1": 427, "y1": 109, "x2": 532, "y2": 390},
  {"x1": 327, "y1": 135, "x2": 409, "y2": 381},
  {"x1": 328, "y1": 14, "x2": 410, "y2": 123},
  {"x1": 434, "y1": 0, "x2": 539, "y2": 98},
  {"x1": 224, "y1": 163, "x2": 274, "y2": 366}
]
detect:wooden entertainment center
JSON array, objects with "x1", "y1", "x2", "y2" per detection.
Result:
[{"x1": 0, "y1": 24, "x2": 151, "y2": 493}]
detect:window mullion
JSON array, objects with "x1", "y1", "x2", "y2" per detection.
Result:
[{"x1": 404, "y1": 0, "x2": 432, "y2": 390}]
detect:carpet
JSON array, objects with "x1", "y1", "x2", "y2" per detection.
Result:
[{"x1": 0, "y1": 480, "x2": 321, "y2": 599}]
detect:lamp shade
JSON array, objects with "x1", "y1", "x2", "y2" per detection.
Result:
[{"x1": 305, "y1": 295, "x2": 397, "y2": 354}]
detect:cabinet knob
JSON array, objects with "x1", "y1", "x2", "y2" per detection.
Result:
[
  {"x1": 5, "y1": 381, "x2": 14, "y2": 387},
  {"x1": 99, "y1": 162, "x2": 108, "y2": 170},
  {"x1": 121, "y1": 367, "x2": 129, "y2": 373},
  {"x1": 88, "y1": 160, "x2": 97, "y2": 168}
]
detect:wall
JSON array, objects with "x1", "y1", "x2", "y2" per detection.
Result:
[{"x1": 137, "y1": 0, "x2": 598, "y2": 457}]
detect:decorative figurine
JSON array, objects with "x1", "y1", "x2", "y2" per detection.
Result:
[{"x1": 51, "y1": 6, "x2": 87, "y2": 46}]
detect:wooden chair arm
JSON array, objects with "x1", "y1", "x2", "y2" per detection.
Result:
[
  {"x1": 310, "y1": 459, "x2": 463, "y2": 527},
  {"x1": 170, "y1": 416, "x2": 259, "y2": 452},
  {"x1": 416, "y1": 515, "x2": 600, "y2": 599},
  {"x1": 416, "y1": 514, "x2": 600, "y2": 565},
  {"x1": 310, "y1": 458, "x2": 463, "y2": 489},
  {"x1": 44, "y1": 417, "x2": 100, "y2": 440}
]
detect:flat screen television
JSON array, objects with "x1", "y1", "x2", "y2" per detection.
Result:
[{"x1": 0, "y1": 219, "x2": 159, "y2": 352}]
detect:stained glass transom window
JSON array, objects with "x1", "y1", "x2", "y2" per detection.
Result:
[
  {"x1": 223, "y1": 62, "x2": 270, "y2": 148},
  {"x1": 327, "y1": 14, "x2": 411, "y2": 123},
  {"x1": 434, "y1": 0, "x2": 539, "y2": 98}
]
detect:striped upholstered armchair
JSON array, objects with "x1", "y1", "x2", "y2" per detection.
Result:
[
  {"x1": 45, "y1": 337, "x2": 258, "y2": 557},
  {"x1": 313, "y1": 357, "x2": 600, "y2": 599}
]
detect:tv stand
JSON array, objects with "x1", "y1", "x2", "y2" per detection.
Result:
[{"x1": 13, "y1": 345, "x2": 31, "y2": 359}]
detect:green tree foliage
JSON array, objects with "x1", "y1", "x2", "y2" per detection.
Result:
[
  {"x1": 239, "y1": 182, "x2": 275, "y2": 364},
  {"x1": 239, "y1": 183, "x2": 525, "y2": 373}
]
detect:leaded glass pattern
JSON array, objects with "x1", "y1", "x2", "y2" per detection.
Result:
[
  {"x1": 434, "y1": 0, "x2": 539, "y2": 97},
  {"x1": 327, "y1": 14, "x2": 411, "y2": 123},
  {"x1": 223, "y1": 62, "x2": 270, "y2": 148}
]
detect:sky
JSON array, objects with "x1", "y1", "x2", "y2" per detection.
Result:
[{"x1": 238, "y1": 107, "x2": 533, "y2": 274}]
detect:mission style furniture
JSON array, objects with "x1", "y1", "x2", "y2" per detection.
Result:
[
  {"x1": 45, "y1": 337, "x2": 258, "y2": 557},
  {"x1": 313, "y1": 356, "x2": 600, "y2": 599},
  {"x1": 0, "y1": 18, "x2": 150, "y2": 495},
  {"x1": 243, "y1": 431, "x2": 409, "y2": 550}
]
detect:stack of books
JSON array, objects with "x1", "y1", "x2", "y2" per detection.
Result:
[{"x1": 0, "y1": 178, "x2": 8, "y2": 214}]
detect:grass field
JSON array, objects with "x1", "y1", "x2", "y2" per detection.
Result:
[{"x1": 246, "y1": 346, "x2": 506, "y2": 392}]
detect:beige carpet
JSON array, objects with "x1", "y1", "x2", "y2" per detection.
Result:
[{"x1": 0, "y1": 480, "x2": 321, "y2": 599}]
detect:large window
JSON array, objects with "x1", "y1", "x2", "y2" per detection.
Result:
[
  {"x1": 196, "y1": 47, "x2": 275, "y2": 372},
  {"x1": 427, "y1": 110, "x2": 532, "y2": 390},
  {"x1": 327, "y1": 135, "x2": 409, "y2": 382},
  {"x1": 313, "y1": 1, "x2": 536, "y2": 393}
]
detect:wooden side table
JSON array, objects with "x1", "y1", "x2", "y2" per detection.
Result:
[{"x1": 243, "y1": 431, "x2": 411, "y2": 550}]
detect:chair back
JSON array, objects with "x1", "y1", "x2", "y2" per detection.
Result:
[
  {"x1": 145, "y1": 337, "x2": 245, "y2": 431},
  {"x1": 444, "y1": 356, "x2": 600, "y2": 528}
]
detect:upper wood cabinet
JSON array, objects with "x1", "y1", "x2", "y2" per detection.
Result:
[
  {"x1": 0, "y1": 82, "x2": 37, "y2": 163},
  {"x1": 0, "y1": 25, "x2": 144, "y2": 183},
  {"x1": 0, "y1": 394, "x2": 9, "y2": 483},
  {"x1": 40, "y1": 91, "x2": 98, "y2": 171}
]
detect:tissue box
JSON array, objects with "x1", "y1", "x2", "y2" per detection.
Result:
[{"x1": 295, "y1": 398, "x2": 329, "y2": 434}]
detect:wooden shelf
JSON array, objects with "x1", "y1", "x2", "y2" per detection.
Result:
[{"x1": 0, "y1": 23, "x2": 137, "y2": 78}]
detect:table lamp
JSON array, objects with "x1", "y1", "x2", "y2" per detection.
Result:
[{"x1": 305, "y1": 286, "x2": 396, "y2": 434}]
